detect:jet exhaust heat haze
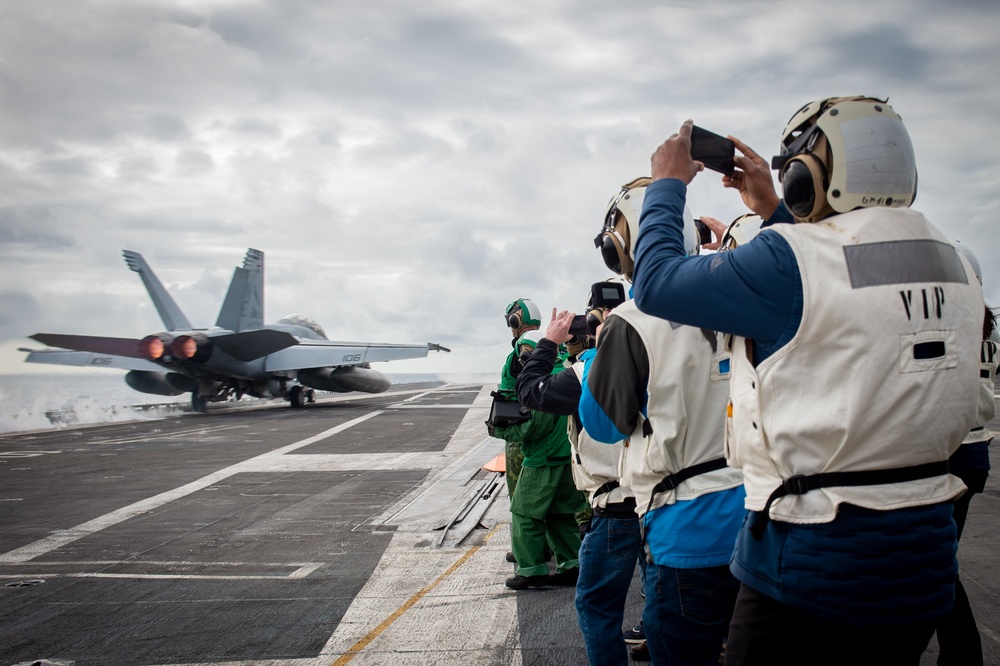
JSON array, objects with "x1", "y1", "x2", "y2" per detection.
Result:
[{"x1": 20, "y1": 249, "x2": 450, "y2": 412}]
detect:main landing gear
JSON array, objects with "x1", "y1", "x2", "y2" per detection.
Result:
[
  {"x1": 287, "y1": 385, "x2": 316, "y2": 408},
  {"x1": 191, "y1": 392, "x2": 208, "y2": 413}
]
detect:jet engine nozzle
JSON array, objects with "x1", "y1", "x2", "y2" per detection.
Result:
[
  {"x1": 170, "y1": 334, "x2": 213, "y2": 363},
  {"x1": 139, "y1": 334, "x2": 174, "y2": 361}
]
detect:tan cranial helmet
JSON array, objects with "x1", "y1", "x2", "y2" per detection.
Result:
[
  {"x1": 954, "y1": 241, "x2": 982, "y2": 286},
  {"x1": 596, "y1": 177, "x2": 698, "y2": 281},
  {"x1": 720, "y1": 213, "x2": 764, "y2": 251},
  {"x1": 771, "y1": 96, "x2": 918, "y2": 223}
]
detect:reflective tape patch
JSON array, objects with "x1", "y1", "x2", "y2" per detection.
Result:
[
  {"x1": 841, "y1": 115, "x2": 916, "y2": 196},
  {"x1": 843, "y1": 240, "x2": 969, "y2": 288}
]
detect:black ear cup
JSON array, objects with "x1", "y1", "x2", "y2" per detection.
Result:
[
  {"x1": 587, "y1": 311, "x2": 604, "y2": 335},
  {"x1": 781, "y1": 155, "x2": 827, "y2": 220},
  {"x1": 599, "y1": 229, "x2": 632, "y2": 277},
  {"x1": 507, "y1": 313, "x2": 521, "y2": 329},
  {"x1": 597, "y1": 205, "x2": 633, "y2": 278},
  {"x1": 599, "y1": 234, "x2": 623, "y2": 274}
]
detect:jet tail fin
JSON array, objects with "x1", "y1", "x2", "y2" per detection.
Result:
[
  {"x1": 122, "y1": 250, "x2": 193, "y2": 332},
  {"x1": 215, "y1": 248, "x2": 265, "y2": 332}
]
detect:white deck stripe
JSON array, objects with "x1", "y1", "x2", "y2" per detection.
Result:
[
  {"x1": 2, "y1": 572, "x2": 313, "y2": 581},
  {"x1": 0, "y1": 411, "x2": 382, "y2": 564},
  {"x1": 386, "y1": 404, "x2": 473, "y2": 409}
]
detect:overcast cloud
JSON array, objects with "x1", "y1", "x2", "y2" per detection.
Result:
[{"x1": 1, "y1": 0, "x2": 998, "y2": 379}]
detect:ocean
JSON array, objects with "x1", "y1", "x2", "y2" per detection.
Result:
[{"x1": 0, "y1": 372, "x2": 495, "y2": 434}]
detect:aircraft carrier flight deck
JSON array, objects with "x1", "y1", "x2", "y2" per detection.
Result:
[{"x1": 0, "y1": 382, "x2": 997, "y2": 665}]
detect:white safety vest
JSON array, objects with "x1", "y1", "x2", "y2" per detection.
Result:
[
  {"x1": 612, "y1": 302, "x2": 741, "y2": 517},
  {"x1": 962, "y1": 332, "x2": 998, "y2": 445},
  {"x1": 728, "y1": 207, "x2": 983, "y2": 524},
  {"x1": 568, "y1": 362, "x2": 631, "y2": 508}
]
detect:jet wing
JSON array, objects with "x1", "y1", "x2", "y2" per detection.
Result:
[
  {"x1": 32, "y1": 330, "x2": 298, "y2": 364},
  {"x1": 265, "y1": 341, "x2": 447, "y2": 372},
  {"x1": 31, "y1": 333, "x2": 146, "y2": 358},
  {"x1": 21, "y1": 348, "x2": 164, "y2": 371}
]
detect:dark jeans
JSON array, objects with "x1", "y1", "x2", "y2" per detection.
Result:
[
  {"x1": 575, "y1": 513, "x2": 643, "y2": 666},
  {"x1": 724, "y1": 584, "x2": 936, "y2": 666},
  {"x1": 643, "y1": 562, "x2": 738, "y2": 666},
  {"x1": 935, "y1": 468, "x2": 988, "y2": 666}
]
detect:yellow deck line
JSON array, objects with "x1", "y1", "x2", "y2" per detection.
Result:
[{"x1": 329, "y1": 522, "x2": 504, "y2": 665}]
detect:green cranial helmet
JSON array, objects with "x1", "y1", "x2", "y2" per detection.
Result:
[
  {"x1": 505, "y1": 298, "x2": 542, "y2": 330},
  {"x1": 516, "y1": 329, "x2": 544, "y2": 352}
]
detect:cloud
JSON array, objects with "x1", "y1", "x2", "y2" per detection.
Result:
[
  {"x1": 175, "y1": 149, "x2": 216, "y2": 175},
  {"x1": 1, "y1": 0, "x2": 999, "y2": 380}
]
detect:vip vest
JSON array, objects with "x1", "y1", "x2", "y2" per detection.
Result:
[
  {"x1": 567, "y1": 362, "x2": 630, "y2": 508},
  {"x1": 612, "y1": 302, "x2": 741, "y2": 517},
  {"x1": 962, "y1": 333, "x2": 998, "y2": 445},
  {"x1": 728, "y1": 208, "x2": 983, "y2": 524}
]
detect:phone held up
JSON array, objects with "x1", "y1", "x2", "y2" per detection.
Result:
[
  {"x1": 694, "y1": 219, "x2": 713, "y2": 245},
  {"x1": 690, "y1": 125, "x2": 735, "y2": 176},
  {"x1": 569, "y1": 315, "x2": 590, "y2": 337}
]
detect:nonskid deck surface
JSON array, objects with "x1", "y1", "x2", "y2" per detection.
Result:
[
  {"x1": 0, "y1": 383, "x2": 995, "y2": 665},
  {"x1": 0, "y1": 383, "x2": 641, "y2": 665}
]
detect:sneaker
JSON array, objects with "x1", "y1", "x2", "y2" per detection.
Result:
[
  {"x1": 505, "y1": 574, "x2": 550, "y2": 590},
  {"x1": 548, "y1": 568, "x2": 579, "y2": 586},
  {"x1": 629, "y1": 641, "x2": 650, "y2": 662},
  {"x1": 623, "y1": 621, "x2": 645, "y2": 644}
]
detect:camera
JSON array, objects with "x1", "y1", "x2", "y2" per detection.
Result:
[{"x1": 590, "y1": 281, "x2": 626, "y2": 310}]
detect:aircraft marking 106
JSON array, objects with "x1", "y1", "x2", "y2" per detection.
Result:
[{"x1": 21, "y1": 248, "x2": 449, "y2": 411}]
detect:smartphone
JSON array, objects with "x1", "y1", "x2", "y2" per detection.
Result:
[
  {"x1": 569, "y1": 315, "x2": 590, "y2": 336},
  {"x1": 690, "y1": 125, "x2": 735, "y2": 176},
  {"x1": 695, "y1": 219, "x2": 713, "y2": 245},
  {"x1": 590, "y1": 281, "x2": 626, "y2": 310}
]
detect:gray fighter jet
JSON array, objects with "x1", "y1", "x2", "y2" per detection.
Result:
[{"x1": 21, "y1": 249, "x2": 449, "y2": 411}]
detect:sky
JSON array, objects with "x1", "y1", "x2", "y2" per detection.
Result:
[{"x1": 1, "y1": 0, "x2": 999, "y2": 381}]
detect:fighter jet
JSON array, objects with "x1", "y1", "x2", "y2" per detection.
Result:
[{"x1": 20, "y1": 248, "x2": 449, "y2": 412}]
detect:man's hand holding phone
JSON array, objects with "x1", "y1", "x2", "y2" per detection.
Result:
[
  {"x1": 651, "y1": 120, "x2": 704, "y2": 184},
  {"x1": 722, "y1": 136, "x2": 781, "y2": 219},
  {"x1": 545, "y1": 309, "x2": 575, "y2": 344}
]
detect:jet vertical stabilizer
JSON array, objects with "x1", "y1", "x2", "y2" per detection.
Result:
[
  {"x1": 216, "y1": 249, "x2": 264, "y2": 332},
  {"x1": 122, "y1": 250, "x2": 194, "y2": 332}
]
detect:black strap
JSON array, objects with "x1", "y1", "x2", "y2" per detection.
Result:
[
  {"x1": 645, "y1": 457, "x2": 728, "y2": 516},
  {"x1": 749, "y1": 460, "x2": 949, "y2": 539},
  {"x1": 594, "y1": 480, "x2": 620, "y2": 498},
  {"x1": 594, "y1": 497, "x2": 637, "y2": 518}
]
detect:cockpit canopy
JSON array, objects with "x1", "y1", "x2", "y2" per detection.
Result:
[{"x1": 276, "y1": 313, "x2": 327, "y2": 339}]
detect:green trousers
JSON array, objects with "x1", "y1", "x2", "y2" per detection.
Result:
[
  {"x1": 504, "y1": 439, "x2": 524, "y2": 497},
  {"x1": 510, "y1": 463, "x2": 586, "y2": 577}
]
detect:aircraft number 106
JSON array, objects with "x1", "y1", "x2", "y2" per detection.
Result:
[{"x1": 342, "y1": 354, "x2": 363, "y2": 362}]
